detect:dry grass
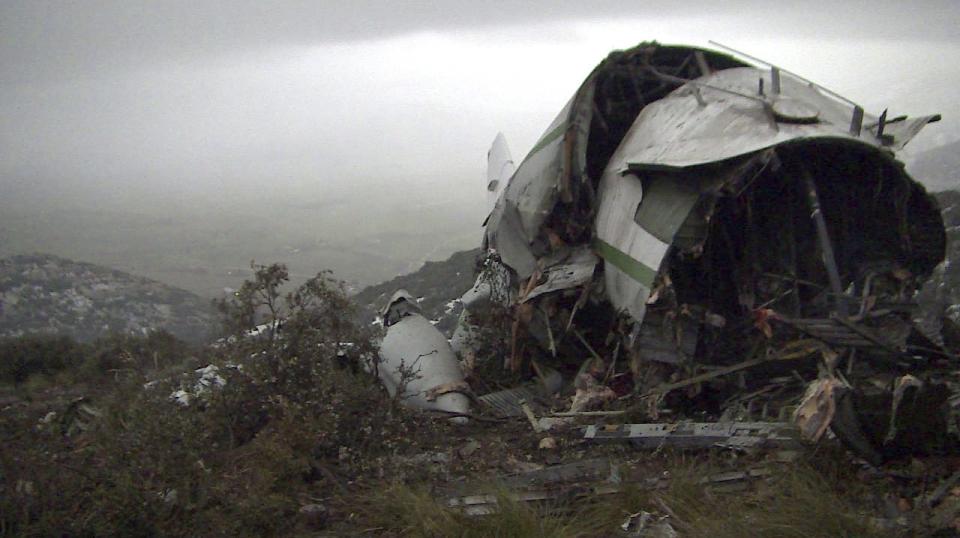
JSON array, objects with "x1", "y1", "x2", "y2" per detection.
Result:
[
  {"x1": 342, "y1": 457, "x2": 885, "y2": 538},
  {"x1": 651, "y1": 464, "x2": 882, "y2": 538}
]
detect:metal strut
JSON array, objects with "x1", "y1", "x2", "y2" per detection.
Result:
[{"x1": 801, "y1": 168, "x2": 848, "y2": 317}]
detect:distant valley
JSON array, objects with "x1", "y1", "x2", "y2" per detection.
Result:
[{"x1": 0, "y1": 176, "x2": 487, "y2": 299}]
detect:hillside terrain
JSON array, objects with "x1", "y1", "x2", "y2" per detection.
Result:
[
  {"x1": 919, "y1": 190, "x2": 960, "y2": 323},
  {"x1": 353, "y1": 247, "x2": 481, "y2": 334},
  {"x1": 0, "y1": 179, "x2": 486, "y2": 298},
  {"x1": 2, "y1": 189, "x2": 960, "y2": 535},
  {"x1": 909, "y1": 139, "x2": 960, "y2": 192},
  {"x1": 2, "y1": 186, "x2": 954, "y2": 349},
  {"x1": 0, "y1": 254, "x2": 216, "y2": 343}
]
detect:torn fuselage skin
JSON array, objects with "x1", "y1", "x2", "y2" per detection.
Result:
[
  {"x1": 463, "y1": 42, "x2": 952, "y2": 461},
  {"x1": 378, "y1": 290, "x2": 472, "y2": 422}
]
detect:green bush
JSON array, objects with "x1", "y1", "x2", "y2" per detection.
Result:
[
  {"x1": 0, "y1": 334, "x2": 86, "y2": 385},
  {"x1": 79, "y1": 330, "x2": 191, "y2": 381},
  {"x1": 1, "y1": 263, "x2": 433, "y2": 536},
  {"x1": 0, "y1": 330, "x2": 193, "y2": 387}
]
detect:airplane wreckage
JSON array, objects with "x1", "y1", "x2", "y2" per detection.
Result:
[{"x1": 377, "y1": 42, "x2": 956, "y2": 464}]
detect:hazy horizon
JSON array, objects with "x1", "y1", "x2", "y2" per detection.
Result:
[{"x1": 2, "y1": 1, "x2": 959, "y2": 296}]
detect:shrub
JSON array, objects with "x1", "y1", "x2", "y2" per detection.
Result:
[
  {"x1": 79, "y1": 330, "x2": 191, "y2": 381},
  {"x1": 0, "y1": 334, "x2": 86, "y2": 385},
  {"x1": 1, "y1": 263, "x2": 434, "y2": 536}
]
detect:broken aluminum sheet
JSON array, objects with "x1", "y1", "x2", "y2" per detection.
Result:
[
  {"x1": 620, "y1": 67, "x2": 934, "y2": 172},
  {"x1": 476, "y1": 366, "x2": 561, "y2": 417},
  {"x1": 485, "y1": 132, "x2": 515, "y2": 214},
  {"x1": 380, "y1": 289, "x2": 421, "y2": 327},
  {"x1": 584, "y1": 422, "x2": 801, "y2": 449},
  {"x1": 592, "y1": 126, "x2": 772, "y2": 323},
  {"x1": 446, "y1": 458, "x2": 621, "y2": 516},
  {"x1": 484, "y1": 95, "x2": 577, "y2": 279},
  {"x1": 445, "y1": 458, "x2": 776, "y2": 517},
  {"x1": 378, "y1": 292, "x2": 470, "y2": 421},
  {"x1": 594, "y1": 167, "x2": 705, "y2": 321},
  {"x1": 520, "y1": 247, "x2": 598, "y2": 303}
]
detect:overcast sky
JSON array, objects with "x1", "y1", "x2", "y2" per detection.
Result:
[{"x1": 2, "y1": 0, "x2": 959, "y2": 213}]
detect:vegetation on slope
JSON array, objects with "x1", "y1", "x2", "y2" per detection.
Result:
[
  {"x1": 0, "y1": 254, "x2": 217, "y2": 343},
  {"x1": 0, "y1": 262, "x2": 946, "y2": 536}
]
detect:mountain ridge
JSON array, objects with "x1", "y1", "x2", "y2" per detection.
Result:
[{"x1": 0, "y1": 253, "x2": 217, "y2": 343}]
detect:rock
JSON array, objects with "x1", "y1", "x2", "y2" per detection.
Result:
[
  {"x1": 538, "y1": 437, "x2": 558, "y2": 450},
  {"x1": 299, "y1": 503, "x2": 329, "y2": 530},
  {"x1": 459, "y1": 439, "x2": 481, "y2": 458}
]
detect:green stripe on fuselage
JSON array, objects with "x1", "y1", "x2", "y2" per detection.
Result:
[
  {"x1": 524, "y1": 120, "x2": 568, "y2": 161},
  {"x1": 593, "y1": 238, "x2": 658, "y2": 288}
]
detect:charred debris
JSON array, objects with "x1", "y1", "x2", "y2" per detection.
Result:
[{"x1": 377, "y1": 42, "x2": 956, "y2": 466}]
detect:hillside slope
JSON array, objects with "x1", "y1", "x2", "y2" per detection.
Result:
[
  {"x1": 918, "y1": 190, "x2": 960, "y2": 322},
  {"x1": 909, "y1": 139, "x2": 960, "y2": 191},
  {"x1": 353, "y1": 248, "x2": 481, "y2": 334},
  {"x1": 0, "y1": 254, "x2": 217, "y2": 343}
]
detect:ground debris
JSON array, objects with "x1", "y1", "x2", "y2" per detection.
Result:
[{"x1": 584, "y1": 422, "x2": 801, "y2": 450}]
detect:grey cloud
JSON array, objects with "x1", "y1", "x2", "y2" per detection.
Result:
[{"x1": 3, "y1": 0, "x2": 958, "y2": 85}]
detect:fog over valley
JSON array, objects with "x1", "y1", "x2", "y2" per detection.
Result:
[{"x1": 2, "y1": 1, "x2": 958, "y2": 296}]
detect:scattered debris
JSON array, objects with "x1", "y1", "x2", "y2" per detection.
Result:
[
  {"x1": 451, "y1": 441, "x2": 478, "y2": 463},
  {"x1": 584, "y1": 422, "x2": 801, "y2": 450},
  {"x1": 446, "y1": 458, "x2": 621, "y2": 516},
  {"x1": 298, "y1": 503, "x2": 329, "y2": 530},
  {"x1": 444, "y1": 456, "x2": 782, "y2": 520},
  {"x1": 439, "y1": 40, "x2": 954, "y2": 464},
  {"x1": 569, "y1": 373, "x2": 617, "y2": 413},
  {"x1": 621, "y1": 511, "x2": 678, "y2": 538},
  {"x1": 359, "y1": 42, "x2": 958, "y2": 535},
  {"x1": 169, "y1": 363, "x2": 231, "y2": 406},
  {"x1": 377, "y1": 290, "x2": 471, "y2": 421},
  {"x1": 538, "y1": 436, "x2": 557, "y2": 450},
  {"x1": 793, "y1": 377, "x2": 845, "y2": 442},
  {"x1": 475, "y1": 366, "x2": 561, "y2": 417}
]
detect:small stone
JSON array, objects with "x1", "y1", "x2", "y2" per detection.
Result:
[
  {"x1": 162, "y1": 488, "x2": 178, "y2": 505},
  {"x1": 459, "y1": 439, "x2": 481, "y2": 458},
  {"x1": 538, "y1": 437, "x2": 558, "y2": 450},
  {"x1": 299, "y1": 503, "x2": 329, "y2": 530}
]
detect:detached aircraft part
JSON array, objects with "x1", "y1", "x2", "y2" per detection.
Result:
[
  {"x1": 486, "y1": 132, "x2": 515, "y2": 214},
  {"x1": 378, "y1": 290, "x2": 471, "y2": 422},
  {"x1": 467, "y1": 41, "x2": 950, "y2": 462}
]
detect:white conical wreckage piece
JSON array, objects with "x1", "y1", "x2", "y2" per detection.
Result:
[
  {"x1": 378, "y1": 290, "x2": 471, "y2": 422},
  {"x1": 485, "y1": 132, "x2": 515, "y2": 214}
]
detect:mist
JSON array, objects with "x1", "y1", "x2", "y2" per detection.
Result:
[{"x1": 2, "y1": 1, "x2": 959, "y2": 296}]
